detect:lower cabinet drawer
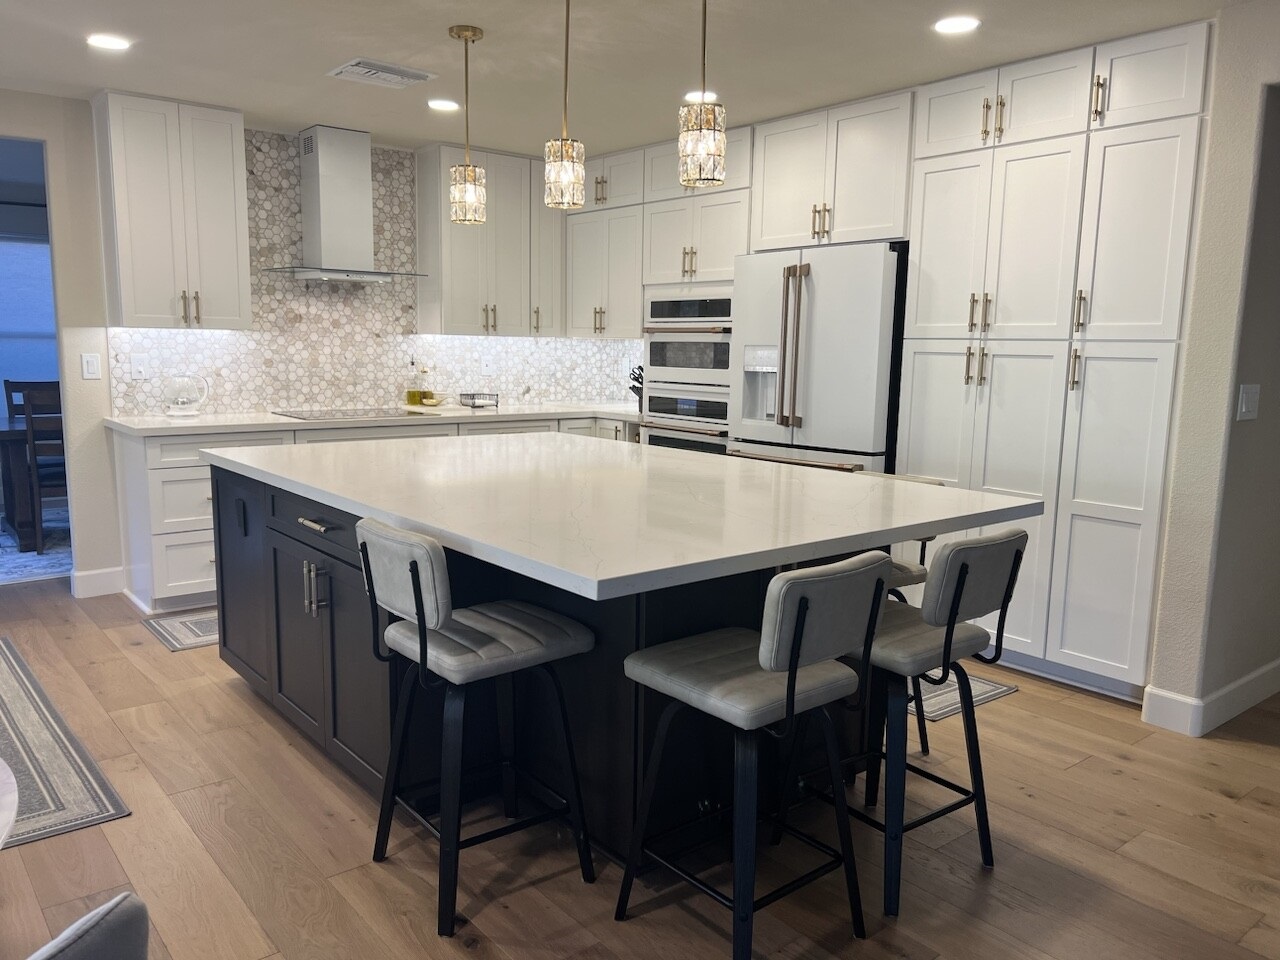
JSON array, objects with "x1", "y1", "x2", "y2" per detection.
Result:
[
  {"x1": 458, "y1": 419, "x2": 557, "y2": 436},
  {"x1": 152, "y1": 531, "x2": 218, "y2": 598},
  {"x1": 148, "y1": 466, "x2": 213, "y2": 534},
  {"x1": 145, "y1": 431, "x2": 292, "y2": 469}
]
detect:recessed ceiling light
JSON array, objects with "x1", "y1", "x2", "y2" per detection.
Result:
[
  {"x1": 428, "y1": 98, "x2": 460, "y2": 111},
  {"x1": 933, "y1": 15, "x2": 981, "y2": 34},
  {"x1": 684, "y1": 90, "x2": 717, "y2": 103},
  {"x1": 87, "y1": 33, "x2": 133, "y2": 50}
]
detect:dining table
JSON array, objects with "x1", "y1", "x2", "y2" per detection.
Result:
[{"x1": 0, "y1": 416, "x2": 37, "y2": 553}]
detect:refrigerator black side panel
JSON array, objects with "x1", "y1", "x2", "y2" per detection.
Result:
[{"x1": 884, "y1": 240, "x2": 909, "y2": 475}]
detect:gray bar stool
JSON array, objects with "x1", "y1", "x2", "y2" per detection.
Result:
[
  {"x1": 615, "y1": 551, "x2": 894, "y2": 960},
  {"x1": 357, "y1": 518, "x2": 597, "y2": 937},
  {"x1": 856, "y1": 528, "x2": 1026, "y2": 916}
]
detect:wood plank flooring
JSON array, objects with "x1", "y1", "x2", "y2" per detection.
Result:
[{"x1": 1, "y1": 578, "x2": 1279, "y2": 959}]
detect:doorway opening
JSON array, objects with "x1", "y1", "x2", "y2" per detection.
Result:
[{"x1": 0, "y1": 136, "x2": 70, "y2": 584}]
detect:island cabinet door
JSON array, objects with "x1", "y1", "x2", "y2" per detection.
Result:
[
  {"x1": 266, "y1": 529, "x2": 328, "y2": 746},
  {"x1": 213, "y1": 470, "x2": 271, "y2": 697}
]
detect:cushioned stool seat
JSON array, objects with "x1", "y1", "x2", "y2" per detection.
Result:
[
  {"x1": 865, "y1": 602, "x2": 990, "y2": 677},
  {"x1": 623, "y1": 627, "x2": 859, "y2": 731},
  {"x1": 386, "y1": 600, "x2": 594, "y2": 685}
]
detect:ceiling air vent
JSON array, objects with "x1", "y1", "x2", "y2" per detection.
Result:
[{"x1": 327, "y1": 58, "x2": 437, "y2": 89}]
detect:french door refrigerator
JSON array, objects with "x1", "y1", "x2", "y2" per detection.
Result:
[{"x1": 727, "y1": 243, "x2": 900, "y2": 470}]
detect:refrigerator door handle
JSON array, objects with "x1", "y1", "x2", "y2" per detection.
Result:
[
  {"x1": 788, "y1": 262, "x2": 811, "y2": 429},
  {"x1": 776, "y1": 266, "x2": 794, "y2": 426}
]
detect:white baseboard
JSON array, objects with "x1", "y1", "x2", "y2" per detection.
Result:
[
  {"x1": 1143, "y1": 654, "x2": 1280, "y2": 736},
  {"x1": 70, "y1": 565, "x2": 125, "y2": 598}
]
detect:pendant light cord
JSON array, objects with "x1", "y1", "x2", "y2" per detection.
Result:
[
  {"x1": 463, "y1": 37, "x2": 472, "y2": 165},
  {"x1": 700, "y1": 0, "x2": 707, "y2": 103},
  {"x1": 562, "y1": 0, "x2": 571, "y2": 140}
]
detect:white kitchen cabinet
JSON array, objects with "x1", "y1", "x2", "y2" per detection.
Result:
[
  {"x1": 293, "y1": 423, "x2": 459, "y2": 443},
  {"x1": 594, "y1": 419, "x2": 632, "y2": 442},
  {"x1": 995, "y1": 48, "x2": 1094, "y2": 146},
  {"x1": 1093, "y1": 22, "x2": 1209, "y2": 129},
  {"x1": 558, "y1": 418, "x2": 597, "y2": 436},
  {"x1": 643, "y1": 127, "x2": 752, "y2": 202},
  {"x1": 458, "y1": 419, "x2": 558, "y2": 436},
  {"x1": 530, "y1": 165, "x2": 565, "y2": 337},
  {"x1": 1046, "y1": 341, "x2": 1176, "y2": 683},
  {"x1": 418, "y1": 147, "x2": 531, "y2": 336},
  {"x1": 583, "y1": 148, "x2": 645, "y2": 209},
  {"x1": 559, "y1": 418, "x2": 632, "y2": 441},
  {"x1": 913, "y1": 70, "x2": 998, "y2": 159},
  {"x1": 750, "y1": 92, "x2": 912, "y2": 251},
  {"x1": 93, "y1": 93, "x2": 251, "y2": 329},
  {"x1": 897, "y1": 340, "x2": 978, "y2": 488},
  {"x1": 1074, "y1": 117, "x2": 1199, "y2": 341},
  {"x1": 642, "y1": 190, "x2": 749, "y2": 285},
  {"x1": 567, "y1": 207, "x2": 642, "y2": 338}
]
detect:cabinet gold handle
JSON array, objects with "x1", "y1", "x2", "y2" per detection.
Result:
[
  {"x1": 491, "y1": 303, "x2": 497, "y2": 331},
  {"x1": 180, "y1": 290, "x2": 190, "y2": 326},
  {"x1": 598, "y1": 307, "x2": 605, "y2": 332},
  {"x1": 811, "y1": 204, "x2": 820, "y2": 240},
  {"x1": 681, "y1": 247, "x2": 689, "y2": 278},
  {"x1": 981, "y1": 97, "x2": 991, "y2": 143},
  {"x1": 192, "y1": 290, "x2": 202, "y2": 326},
  {"x1": 1074, "y1": 290, "x2": 1087, "y2": 332},
  {"x1": 994, "y1": 95, "x2": 1006, "y2": 141},
  {"x1": 981, "y1": 293, "x2": 992, "y2": 331},
  {"x1": 1091, "y1": 75, "x2": 1106, "y2": 121},
  {"x1": 964, "y1": 346, "x2": 974, "y2": 385},
  {"x1": 614, "y1": 425, "x2": 620, "y2": 440},
  {"x1": 821, "y1": 204, "x2": 831, "y2": 238},
  {"x1": 483, "y1": 304, "x2": 490, "y2": 332},
  {"x1": 690, "y1": 247, "x2": 697, "y2": 276},
  {"x1": 533, "y1": 306, "x2": 541, "y2": 333},
  {"x1": 599, "y1": 176, "x2": 608, "y2": 203},
  {"x1": 1069, "y1": 348, "x2": 1082, "y2": 391},
  {"x1": 968, "y1": 293, "x2": 979, "y2": 332},
  {"x1": 977, "y1": 347, "x2": 988, "y2": 385}
]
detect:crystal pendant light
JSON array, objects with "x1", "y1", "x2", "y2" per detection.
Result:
[
  {"x1": 677, "y1": 0, "x2": 726, "y2": 187},
  {"x1": 448, "y1": 25, "x2": 486, "y2": 224},
  {"x1": 545, "y1": 0, "x2": 585, "y2": 209}
]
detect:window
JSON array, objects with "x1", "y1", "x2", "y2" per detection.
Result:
[{"x1": 0, "y1": 237, "x2": 57, "y2": 381}]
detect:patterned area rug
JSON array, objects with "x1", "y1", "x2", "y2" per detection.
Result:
[
  {"x1": 0, "y1": 638, "x2": 130, "y2": 847},
  {"x1": 0, "y1": 506, "x2": 72, "y2": 586},
  {"x1": 908, "y1": 674, "x2": 1018, "y2": 721},
  {"x1": 143, "y1": 609, "x2": 220, "y2": 651}
]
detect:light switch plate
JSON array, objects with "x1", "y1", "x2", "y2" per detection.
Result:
[
  {"x1": 130, "y1": 353, "x2": 150, "y2": 381},
  {"x1": 80, "y1": 353, "x2": 102, "y2": 380},
  {"x1": 1237, "y1": 383, "x2": 1260, "y2": 421}
]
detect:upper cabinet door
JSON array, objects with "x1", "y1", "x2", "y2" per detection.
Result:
[
  {"x1": 529, "y1": 165, "x2": 564, "y2": 337},
  {"x1": 897, "y1": 339, "x2": 979, "y2": 488},
  {"x1": 178, "y1": 105, "x2": 252, "y2": 330},
  {"x1": 598, "y1": 149, "x2": 645, "y2": 209},
  {"x1": 913, "y1": 69, "x2": 999, "y2": 159},
  {"x1": 824, "y1": 92, "x2": 912, "y2": 244},
  {"x1": 566, "y1": 211, "x2": 606, "y2": 337},
  {"x1": 1093, "y1": 22, "x2": 1209, "y2": 129},
  {"x1": 983, "y1": 135, "x2": 1086, "y2": 340},
  {"x1": 643, "y1": 127, "x2": 752, "y2": 203},
  {"x1": 603, "y1": 208, "x2": 642, "y2": 338},
  {"x1": 100, "y1": 94, "x2": 189, "y2": 327},
  {"x1": 904, "y1": 152, "x2": 992, "y2": 339},
  {"x1": 750, "y1": 111, "x2": 828, "y2": 251},
  {"x1": 486, "y1": 153, "x2": 531, "y2": 337},
  {"x1": 689, "y1": 190, "x2": 749, "y2": 283},
  {"x1": 995, "y1": 49, "x2": 1094, "y2": 146},
  {"x1": 439, "y1": 147, "x2": 488, "y2": 335},
  {"x1": 642, "y1": 197, "x2": 694, "y2": 285},
  {"x1": 1075, "y1": 117, "x2": 1199, "y2": 340}
]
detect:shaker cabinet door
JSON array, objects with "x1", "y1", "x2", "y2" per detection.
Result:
[
  {"x1": 439, "y1": 146, "x2": 489, "y2": 335},
  {"x1": 602, "y1": 208, "x2": 643, "y2": 338},
  {"x1": 749, "y1": 111, "x2": 828, "y2": 251},
  {"x1": 897, "y1": 340, "x2": 979, "y2": 489},
  {"x1": 913, "y1": 69, "x2": 998, "y2": 158},
  {"x1": 690, "y1": 191, "x2": 749, "y2": 283},
  {"x1": 1093, "y1": 22, "x2": 1208, "y2": 129},
  {"x1": 824, "y1": 92, "x2": 912, "y2": 244},
  {"x1": 487, "y1": 152, "x2": 532, "y2": 337},
  {"x1": 994, "y1": 48, "x2": 1094, "y2": 146},
  {"x1": 267, "y1": 530, "x2": 327, "y2": 745},
  {"x1": 214, "y1": 471, "x2": 271, "y2": 695},
  {"x1": 567, "y1": 212, "x2": 606, "y2": 337},
  {"x1": 642, "y1": 198, "x2": 694, "y2": 286}
]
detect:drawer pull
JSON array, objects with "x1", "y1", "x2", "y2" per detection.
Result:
[
  {"x1": 206, "y1": 496, "x2": 213, "y2": 502},
  {"x1": 302, "y1": 560, "x2": 311, "y2": 614},
  {"x1": 297, "y1": 517, "x2": 333, "y2": 534}
]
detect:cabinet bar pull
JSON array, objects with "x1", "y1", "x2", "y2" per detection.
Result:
[
  {"x1": 641, "y1": 421, "x2": 728, "y2": 437},
  {"x1": 482, "y1": 304, "x2": 490, "y2": 332},
  {"x1": 180, "y1": 290, "x2": 190, "y2": 327},
  {"x1": 533, "y1": 306, "x2": 541, "y2": 333},
  {"x1": 1074, "y1": 289, "x2": 1087, "y2": 331},
  {"x1": 681, "y1": 247, "x2": 689, "y2": 278},
  {"x1": 297, "y1": 516, "x2": 333, "y2": 534},
  {"x1": 642, "y1": 325, "x2": 730, "y2": 334},
  {"x1": 811, "y1": 204, "x2": 820, "y2": 240},
  {"x1": 981, "y1": 292, "x2": 992, "y2": 331},
  {"x1": 598, "y1": 307, "x2": 605, "y2": 332},
  {"x1": 302, "y1": 560, "x2": 311, "y2": 614},
  {"x1": 776, "y1": 266, "x2": 793, "y2": 426},
  {"x1": 727, "y1": 450, "x2": 862, "y2": 472},
  {"x1": 1069, "y1": 348, "x2": 1082, "y2": 391},
  {"x1": 821, "y1": 204, "x2": 831, "y2": 239},
  {"x1": 788, "y1": 262, "x2": 810, "y2": 429},
  {"x1": 491, "y1": 303, "x2": 497, "y2": 331},
  {"x1": 192, "y1": 290, "x2": 202, "y2": 326},
  {"x1": 981, "y1": 97, "x2": 992, "y2": 143},
  {"x1": 309, "y1": 563, "x2": 319, "y2": 617},
  {"x1": 690, "y1": 247, "x2": 697, "y2": 276},
  {"x1": 614, "y1": 425, "x2": 620, "y2": 440},
  {"x1": 963, "y1": 346, "x2": 974, "y2": 385},
  {"x1": 977, "y1": 347, "x2": 988, "y2": 385},
  {"x1": 599, "y1": 176, "x2": 607, "y2": 203},
  {"x1": 994, "y1": 95, "x2": 1006, "y2": 141},
  {"x1": 968, "y1": 293, "x2": 979, "y2": 332},
  {"x1": 1091, "y1": 75, "x2": 1106, "y2": 121}
]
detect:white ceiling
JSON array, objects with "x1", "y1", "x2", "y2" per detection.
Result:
[{"x1": 0, "y1": 0, "x2": 1231, "y2": 156}]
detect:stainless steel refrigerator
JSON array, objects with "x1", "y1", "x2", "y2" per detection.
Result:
[{"x1": 727, "y1": 243, "x2": 900, "y2": 471}]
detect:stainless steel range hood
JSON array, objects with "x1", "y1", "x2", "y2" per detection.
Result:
[{"x1": 264, "y1": 125, "x2": 422, "y2": 284}]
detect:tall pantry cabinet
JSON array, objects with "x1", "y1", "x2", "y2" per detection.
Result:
[{"x1": 897, "y1": 21, "x2": 1207, "y2": 685}]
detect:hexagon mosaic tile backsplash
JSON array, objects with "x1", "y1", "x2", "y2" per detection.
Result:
[{"x1": 107, "y1": 130, "x2": 642, "y2": 415}]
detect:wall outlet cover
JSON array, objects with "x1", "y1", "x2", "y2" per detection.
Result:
[{"x1": 130, "y1": 353, "x2": 150, "y2": 381}]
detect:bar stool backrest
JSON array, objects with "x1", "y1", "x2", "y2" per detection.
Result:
[
  {"x1": 356, "y1": 518, "x2": 453, "y2": 628},
  {"x1": 759, "y1": 551, "x2": 893, "y2": 672},
  {"x1": 920, "y1": 529, "x2": 1028, "y2": 628}
]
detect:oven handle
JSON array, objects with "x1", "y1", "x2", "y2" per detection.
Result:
[
  {"x1": 727, "y1": 449, "x2": 863, "y2": 472},
  {"x1": 641, "y1": 421, "x2": 728, "y2": 437},
  {"x1": 642, "y1": 326, "x2": 731, "y2": 335}
]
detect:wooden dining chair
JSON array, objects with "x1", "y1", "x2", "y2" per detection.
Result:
[
  {"x1": 4, "y1": 380, "x2": 57, "y2": 418},
  {"x1": 21, "y1": 384, "x2": 66, "y2": 554}
]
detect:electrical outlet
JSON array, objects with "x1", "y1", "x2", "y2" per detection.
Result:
[
  {"x1": 481, "y1": 356, "x2": 496, "y2": 376},
  {"x1": 1237, "y1": 383, "x2": 1260, "y2": 421},
  {"x1": 80, "y1": 353, "x2": 102, "y2": 380},
  {"x1": 130, "y1": 353, "x2": 150, "y2": 381}
]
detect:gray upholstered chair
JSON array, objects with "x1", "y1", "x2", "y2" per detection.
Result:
[
  {"x1": 615, "y1": 551, "x2": 894, "y2": 960},
  {"x1": 27, "y1": 892, "x2": 149, "y2": 960},
  {"x1": 357, "y1": 517, "x2": 597, "y2": 938},
  {"x1": 854, "y1": 527, "x2": 1027, "y2": 917}
]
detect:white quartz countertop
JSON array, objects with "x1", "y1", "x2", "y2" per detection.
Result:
[
  {"x1": 203, "y1": 432, "x2": 1042, "y2": 601},
  {"x1": 103, "y1": 402, "x2": 641, "y2": 436}
]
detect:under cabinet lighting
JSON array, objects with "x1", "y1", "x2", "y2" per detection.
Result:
[
  {"x1": 87, "y1": 33, "x2": 133, "y2": 50},
  {"x1": 428, "y1": 99, "x2": 460, "y2": 111},
  {"x1": 933, "y1": 16, "x2": 981, "y2": 34}
]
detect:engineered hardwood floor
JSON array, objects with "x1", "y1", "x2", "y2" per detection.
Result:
[{"x1": 1, "y1": 577, "x2": 1279, "y2": 959}]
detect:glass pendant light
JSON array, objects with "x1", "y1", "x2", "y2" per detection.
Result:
[
  {"x1": 448, "y1": 25, "x2": 486, "y2": 224},
  {"x1": 545, "y1": 0, "x2": 585, "y2": 209},
  {"x1": 677, "y1": 0, "x2": 726, "y2": 187}
]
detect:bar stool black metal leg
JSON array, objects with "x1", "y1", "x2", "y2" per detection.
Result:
[
  {"x1": 537, "y1": 664, "x2": 596, "y2": 884},
  {"x1": 863, "y1": 668, "x2": 888, "y2": 808},
  {"x1": 496, "y1": 673, "x2": 520, "y2": 819},
  {"x1": 911, "y1": 675, "x2": 931, "y2": 756},
  {"x1": 615, "y1": 700, "x2": 682, "y2": 920},
  {"x1": 732, "y1": 729, "x2": 760, "y2": 960},
  {"x1": 374, "y1": 661, "x2": 419, "y2": 862},
  {"x1": 954, "y1": 664, "x2": 994, "y2": 868},
  {"x1": 818, "y1": 707, "x2": 866, "y2": 939},
  {"x1": 437, "y1": 682, "x2": 468, "y2": 937},
  {"x1": 769, "y1": 712, "x2": 810, "y2": 846},
  {"x1": 882, "y1": 673, "x2": 909, "y2": 917}
]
